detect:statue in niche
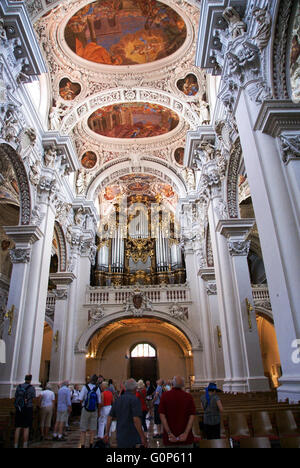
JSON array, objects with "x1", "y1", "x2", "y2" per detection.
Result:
[{"x1": 223, "y1": 6, "x2": 247, "y2": 39}]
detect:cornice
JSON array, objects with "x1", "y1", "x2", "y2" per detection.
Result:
[{"x1": 254, "y1": 100, "x2": 300, "y2": 137}]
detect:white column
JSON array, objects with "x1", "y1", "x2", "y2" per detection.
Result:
[
  {"x1": 217, "y1": 219, "x2": 269, "y2": 392},
  {"x1": 184, "y1": 241, "x2": 206, "y2": 387},
  {"x1": 48, "y1": 272, "x2": 76, "y2": 386},
  {"x1": 198, "y1": 268, "x2": 225, "y2": 386},
  {"x1": 0, "y1": 226, "x2": 42, "y2": 397},
  {"x1": 0, "y1": 198, "x2": 56, "y2": 396},
  {"x1": 70, "y1": 243, "x2": 95, "y2": 385},
  {"x1": 236, "y1": 93, "x2": 300, "y2": 401},
  {"x1": 208, "y1": 196, "x2": 248, "y2": 393}
]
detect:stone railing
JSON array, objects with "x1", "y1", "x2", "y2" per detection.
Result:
[
  {"x1": 252, "y1": 285, "x2": 272, "y2": 311},
  {"x1": 86, "y1": 284, "x2": 191, "y2": 306}
]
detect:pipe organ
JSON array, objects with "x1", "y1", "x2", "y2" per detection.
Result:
[{"x1": 94, "y1": 196, "x2": 186, "y2": 286}]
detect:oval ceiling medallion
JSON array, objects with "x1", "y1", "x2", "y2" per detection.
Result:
[
  {"x1": 59, "y1": 78, "x2": 81, "y2": 101},
  {"x1": 81, "y1": 151, "x2": 97, "y2": 169},
  {"x1": 174, "y1": 147, "x2": 184, "y2": 165},
  {"x1": 64, "y1": 0, "x2": 187, "y2": 66},
  {"x1": 87, "y1": 102, "x2": 180, "y2": 139}
]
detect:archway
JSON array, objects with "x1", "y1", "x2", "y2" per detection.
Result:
[
  {"x1": 84, "y1": 317, "x2": 194, "y2": 387},
  {"x1": 256, "y1": 312, "x2": 281, "y2": 389}
]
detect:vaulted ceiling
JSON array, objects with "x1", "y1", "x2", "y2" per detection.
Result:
[{"x1": 32, "y1": 0, "x2": 206, "y2": 206}]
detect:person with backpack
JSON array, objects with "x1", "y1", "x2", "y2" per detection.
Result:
[
  {"x1": 14, "y1": 374, "x2": 36, "y2": 448},
  {"x1": 200, "y1": 382, "x2": 224, "y2": 440},
  {"x1": 79, "y1": 374, "x2": 101, "y2": 448}
]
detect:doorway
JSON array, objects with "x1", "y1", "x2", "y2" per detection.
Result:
[{"x1": 130, "y1": 343, "x2": 158, "y2": 383}]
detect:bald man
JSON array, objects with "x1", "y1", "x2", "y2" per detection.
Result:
[{"x1": 158, "y1": 376, "x2": 196, "y2": 448}]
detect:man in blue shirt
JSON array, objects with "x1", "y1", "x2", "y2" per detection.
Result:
[
  {"x1": 53, "y1": 381, "x2": 72, "y2": 441},
  {"x1": 104, "y1": 378, "x2": 147, "y2": 448}
]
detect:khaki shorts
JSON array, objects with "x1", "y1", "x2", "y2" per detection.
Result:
[
  {"x1": 40, "y1": 406, "x2": 53, "y2": 428},
  {"x1": 80, "y1": 407, "x2": 98, "y2": 432},
  {"x1": 56, "y1": 410, "x2": 69, "y2": 424}
]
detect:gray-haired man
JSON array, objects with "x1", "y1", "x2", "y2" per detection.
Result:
[{"x1": 104, "y1": 378, "x2": 147, "y2": 448}]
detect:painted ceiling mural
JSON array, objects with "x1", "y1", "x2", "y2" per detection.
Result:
[
  {"x1": 87, "y1": 102, "x2": 180, "y2": 138},
  {"x1": 59, "y1": 78, "x2": 81, "y2": 101},
  {"x1": 64, "y1": 0, "x2": 187, "y2": 66},
  {"x1": 81, "y1": 151, "x2": 98, "y2": 169},
  {"x1": 98, "y1": 173, "x2": 178, "y2": 218}
]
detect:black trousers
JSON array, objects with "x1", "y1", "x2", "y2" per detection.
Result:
[{"x1": 203, "y1": 423, "x2": 221, "y2": 440}]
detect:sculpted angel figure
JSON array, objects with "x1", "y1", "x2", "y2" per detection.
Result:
[
  {"x1": 223, "y1": 7, "x2": 247, "y2": 39},
  {"x1": 194, "y1": 141, "x2": 215, "y2": 169},
  {"x1": 76, "y1": 169, "x2": 86, "y2": 195},
  {"x1": 44, "y1": 145, "x2": 57, "y2": 168},
  {"x1": 252, "y1": 7, "x2": 272, "y2": 50}
]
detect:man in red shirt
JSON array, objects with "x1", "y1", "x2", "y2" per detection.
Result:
[{"x1": 158, "y1": 376, "x2": 196, "y2": 448}]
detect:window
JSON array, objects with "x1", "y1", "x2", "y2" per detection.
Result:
[{"x1": 131, "y1": 343, "x2": 156, "y2": 358}]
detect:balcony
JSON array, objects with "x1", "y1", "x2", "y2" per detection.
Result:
[{"x1": 86, "y1": 283, "x2": 192, "y2": 306}]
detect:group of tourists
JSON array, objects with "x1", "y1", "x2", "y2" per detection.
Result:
[{"x1": 13, "y1": 374, "x2": 224, "y2": 448}]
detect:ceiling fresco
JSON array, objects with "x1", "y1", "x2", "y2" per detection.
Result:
[
  {"x1": 87, "y1": 102, "x2": 180, "y2": 138},
  {"x1": 64, "y1": 0, "x2": 187, "y2": 66},
  {"x1": 81, "y1": 150, "x2": 98, "y2": 169},
  {"x1": 98, "y1": 173, "x2": 178, "y2": 218}
]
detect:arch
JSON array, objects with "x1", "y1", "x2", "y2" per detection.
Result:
[
  {"x1": 0, "y1": 143, "x2": 32, "y2": 225},
  {"x1": 76, "y1": 310, "x2": 201, "y2": 355},
  {"x1": 87, "y1": 159, "x2": 188, "y2": 203},
  {"x1": 60, "y1": 88, "x2": 201, "y2": 136},
  {"x1": 54, "y1": 222, "x2": 68, "y2": 272},
  {"x1": 226, "y1": 139, "x2": 242, "y2": 219},
  {"x1": 255, "y1": 308, "x2": 274, "y2": 324},
  {"x1": 272, "y1": 0, "x2": 295, "y2": 100}
]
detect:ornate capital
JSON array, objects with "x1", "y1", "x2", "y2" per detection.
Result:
[
  {"x1": 9, "y1": 247, "x2": 31, "y2": 263},
  {"x1": 206, "y1": 282, "x2": 217, "y2": 295},
  {"x1": 37, "y1": 175, "x2": 59, "y2": 204},
  {"x1": 228, "y1": 240, "x2": 250, "y2": 257},
  {"x1": 52, "y1": 289, "x2": 68, "y2": 301},
  {"x1": 280, "y1": 134, "x2": 300, "y2": 164}
]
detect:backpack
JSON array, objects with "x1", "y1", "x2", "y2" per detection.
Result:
[
  {"x1": 84, "y1": 384, "x2": 98, "y2": 412},
  {"x1": 14, "y1": 384, "x2": 31, "y2": 412}
]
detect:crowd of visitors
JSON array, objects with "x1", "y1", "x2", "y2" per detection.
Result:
[{"x1": 13, "y1": 373, "x2": 223, "y2": 448}]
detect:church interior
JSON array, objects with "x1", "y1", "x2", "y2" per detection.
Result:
[{"x1": 0, "y1": 0, "x2": 300, "y2": 449}]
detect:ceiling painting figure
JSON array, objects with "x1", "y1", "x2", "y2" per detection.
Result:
[
  {"x1": 64, "y1": 0, "x2": 187, "y2": 66},
  {"x1": 174, "y1": 147, "x2": 184, "y2": 166},
  {"x1": 59, "y1": 78, "x2": 81, "y2": 101},
  {"x1": 81, "y1": 151, "x2": 97, "y2": 169},
  {"x1": 88, "y1": 102, "x2": 179, "y2": 138},
  {"x1": 177, "y1": 73, "x2": 199, "y2": 96}
]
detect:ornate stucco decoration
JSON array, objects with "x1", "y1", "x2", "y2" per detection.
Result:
[
  {"x1": 88, "y1": 306, "x2": 105, "y2": 326},
  {"x1": 280, "y1": 134, "x2": 300, "y2": 163},
  {"x1": 169, "y1": 303, "x2": 188, "y2": 321},
  {"x1": 0, "y1": 144, "x2": 32, "y2": 225},
  {"x1": 124, "y1": 290, "x2": 153, "y2": 317},
  {"x1": 228, "y1": 240, "x2": 251, "y2": 257},
  {"x1": 9, "y1": 248, "x2": 31, "y2": 263}
]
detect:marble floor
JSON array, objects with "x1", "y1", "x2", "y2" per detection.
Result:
[{"x1": 29, "y1": 415, "x2": 164, "y2": 449}]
